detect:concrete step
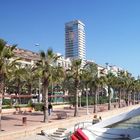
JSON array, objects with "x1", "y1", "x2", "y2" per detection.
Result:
[
  {"x1": 53, "y1": 132, "x2": 63, "y2": 135},
  {"x1": 49, "y1": 128, "x2": 68, "y2": 140},
  {"x1": 58, "y1": 128, "x2": 67, "y2": 130},
  {"x1": 56, "y1": 128, "x2": 67, "y2": 133},
  {"x1": 56, "y1": 129, "x2": 66, "y2": 133},
  {"x1": 49, "y1": 135, "x2": 64, "y2": 140},
  {"x1": 51, "y1": 134, "x2": 61, "y2": 138},
  {"x1": 51, "y1": 134, "x2": 64, "y2": 138},
  {"x1": 51, "y1": 131, "x2": 66, "y2": 137}
]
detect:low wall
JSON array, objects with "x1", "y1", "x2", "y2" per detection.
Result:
[{"x1": 2, "y1": 107, "x2": 33, "y2": 114}]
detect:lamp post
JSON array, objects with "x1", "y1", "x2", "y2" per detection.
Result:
[{"x1": 35, "y1": 44, "x2": 41, "y2": 103}]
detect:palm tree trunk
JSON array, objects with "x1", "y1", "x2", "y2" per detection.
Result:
[
  {"x1": 28, "y1": 84, "x2": 32, "y2": 103},
  {"x1": 93, "y1": 88, "x2": 98, "y2": 113},
  {"x1": 43, "y1": 84, "x2": 49, "y2": 123},
  {"x1": 28, "y1": 84, "x2": 32, "y2": 95},
  {"x1": 133, "y1": 92, "x2": 135, "y2": 105},
  {"x1": 108, "y1": 86, "x2": 111, "y2": 110},
  {"x1": 17, "y1": 81, "x2": 21, "y2": 104},
  {"x1": 118, "y1": 88, "x2": 121, "y2": 108},
  {"x1": 127, "y1": 91, "x2": 130, "y2": 106},
  {"x1": 74, "y1": 79, "x2": 79, "y2": 117},
  {"x1": 74, "y1": 88, "x2": 79, "y2": 117},
  {"x1": 125, "y1": 90, "x2": 129, "y2": 106}
]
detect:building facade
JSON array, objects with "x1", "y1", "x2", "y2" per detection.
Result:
[{"x1": 65, "y1": 20, "x2": 86, "y2": 65}]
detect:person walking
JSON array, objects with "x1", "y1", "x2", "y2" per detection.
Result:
[{"x1": 48, "y1": 102, "x2": 53, "y2": 116}]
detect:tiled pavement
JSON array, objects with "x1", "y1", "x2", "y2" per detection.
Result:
[{"x1": 0, "y1": 104, "x2": 140, "y2": 140}]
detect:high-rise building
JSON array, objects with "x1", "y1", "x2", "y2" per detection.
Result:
[{"x1": 65, "y1": 20, "x2": 86, "y2": 65}]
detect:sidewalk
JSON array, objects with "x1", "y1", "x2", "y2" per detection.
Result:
[{"x1": 0, "y1": 104, "x2": 140, "y2": 140}]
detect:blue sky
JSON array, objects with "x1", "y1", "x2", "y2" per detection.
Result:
[{"x1": 0, "y1": 0, "x2": 140, "y2": 77}]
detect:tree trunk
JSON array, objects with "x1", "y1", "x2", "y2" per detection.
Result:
[
  {"x1": 16, "y1": 79, "x2": 21, "y2": 104},
  {"x1": 108, "y1": 86, "x2": 111, "y2": 110},
  {"x1": 74, "y1": 87, "x2": 79, "y2": 117},
  {"x1": 118, "y1": 88, "x2": 121, "y2": 108},
  {"x1": 74, "y1": 79, "x2": 79, "y2": 117},
  {"x1": 127, "y1": 91, "x2": 130, "y2": 106},
  {"x1": 93, "y1": 88, "x2": 98, "y2": 113},
  {"x1": 133, "y1": 92, "x2": 135, "y2": 105},
  {"x1": 28, "y1": 84, "x2": 32, "y2": 95},
  {"x1": 43, "y1": 83, "x2": 49, "y2": 123},
  {"x1": 28, "y1": 84, "x2": 32, "y2": 103}
]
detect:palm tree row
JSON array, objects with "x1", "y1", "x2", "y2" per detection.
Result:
[{"x1": 0, "y1": 38, "x2": 140, "y2": 127}]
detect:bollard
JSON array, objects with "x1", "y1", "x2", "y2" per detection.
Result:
[{"x1": 22, "y1": 117, "x2": 27, "y2": 125}]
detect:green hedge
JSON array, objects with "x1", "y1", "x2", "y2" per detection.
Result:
[
  {"x1": 2, "y1": 99, "x2": 11, "y2": 105},
  {"x1": 80, "y1": 96, "x2": 95, "y2": 106},
  {"x1": 2, "y1": 105, "x2": 12, "y2": 109},
  {"x1": 68, "y1": 95, "x2": 108, "y2": 107},
  {"x1": 32, "y1": 103, "x2": 43, "y2": 111},
  {"x1": 98, "y1": 96, "x2": 108, "y2": 104}
]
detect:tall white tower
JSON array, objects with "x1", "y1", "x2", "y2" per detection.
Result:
[{"x1": 65, "y1": 20, "x2": 86, "y2": 65}]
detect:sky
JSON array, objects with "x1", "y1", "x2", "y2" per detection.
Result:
[{"x1": 0, "y1": 0, "x2": 140, "y2": 77}]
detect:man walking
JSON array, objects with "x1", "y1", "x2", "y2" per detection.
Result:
[{"x1": 48, "y1": 102, "x2": 53, "y2": 116}]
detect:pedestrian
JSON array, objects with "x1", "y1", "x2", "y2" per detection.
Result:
[
  {"x1": 99, "y1": 116, "x2": 102, "y2": 121},
  {"x1": 48, "y1": 102, "x2": 53, "y2": 116},
  {"x1": 92, "y1": 115, "x2": 101, "y2": 124}
]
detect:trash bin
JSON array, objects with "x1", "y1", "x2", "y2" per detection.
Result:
[{"x1": 22, "y1": 117, "x2": 27, "y2": 125}]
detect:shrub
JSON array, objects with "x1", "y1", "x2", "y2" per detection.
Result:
[
  {"x1": 80, "y1": 96, "x2": 95, "y2": 106},
  {"x1": 2, "y1": 105, "x2": 12, "y2": 109},
  {"x1": 33, "y1": 103, "x2": 44, "y2": 111},
  {"x1": 98, "y1": 96, "x2": 108, "y2": 104},
  {"x1": 2, "y1": 99, "x2": 11, "y2": 105}
]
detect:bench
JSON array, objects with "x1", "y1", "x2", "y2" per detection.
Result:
[{"x1": 56, "y1": 112, "x2": 67, "y2": 119}]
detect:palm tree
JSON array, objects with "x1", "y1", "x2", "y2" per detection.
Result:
[
  {"x1": 9, "y1": 63, "x2": 26, "y2": 104},
  {"x1": 134, "y1": 79, "x2": 140, "y2": 103},
  {"x1": 24, "y1": 65, "x2": 38, "y2": 95},
  {"x1": 124, "y1": 72, "x2": 133, "y2": 106},
  {"x1": 96, "y1": 76, "x2": 107, "y2": 111},
  {"x1": 65, "y1": 59, "x2": 82, "y2": 117},
  {"x1": 91, "y1": 77, "x2": 99, "y2": 113},
  {"x1": 135, "y1": 78, "x2": 140, "y2": 103},
  {"x1": 0, "y1": 39, "x2": 16, "y2": 131},
  {"x1": 115, "y1": 71, "x2": 126, "y2": 108},
  {"x1": 106, "y1": 72, "x2": 116, "y2": 110},
  {"x1": 81, "y1": 62, "x2": 98, "y2": 114},
  {"x1": 62, "y1": 76, "x2": 75, "y2": 106},
  {"x1": 129, "y1": 77, "x2": 137, "y2": 105},
  {"x1": 50, "y1": 65, "x2": 64, "y2": 103},
  {"x1": 36, "y1": 48, "x2": 61, "y2": 122}
]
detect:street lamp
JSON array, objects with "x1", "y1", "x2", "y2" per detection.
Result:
[{"x1": 35, "y1": 44, "x2": 42, "y2": 103}]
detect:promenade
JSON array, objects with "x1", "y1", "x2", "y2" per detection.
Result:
[{"x1": 0, "y1": 104, "x2": 140, "y2": 140}]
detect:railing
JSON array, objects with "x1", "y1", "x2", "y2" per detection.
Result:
[{"x1": 74, "y1": 121, "x2": 92, "y2": 131}]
